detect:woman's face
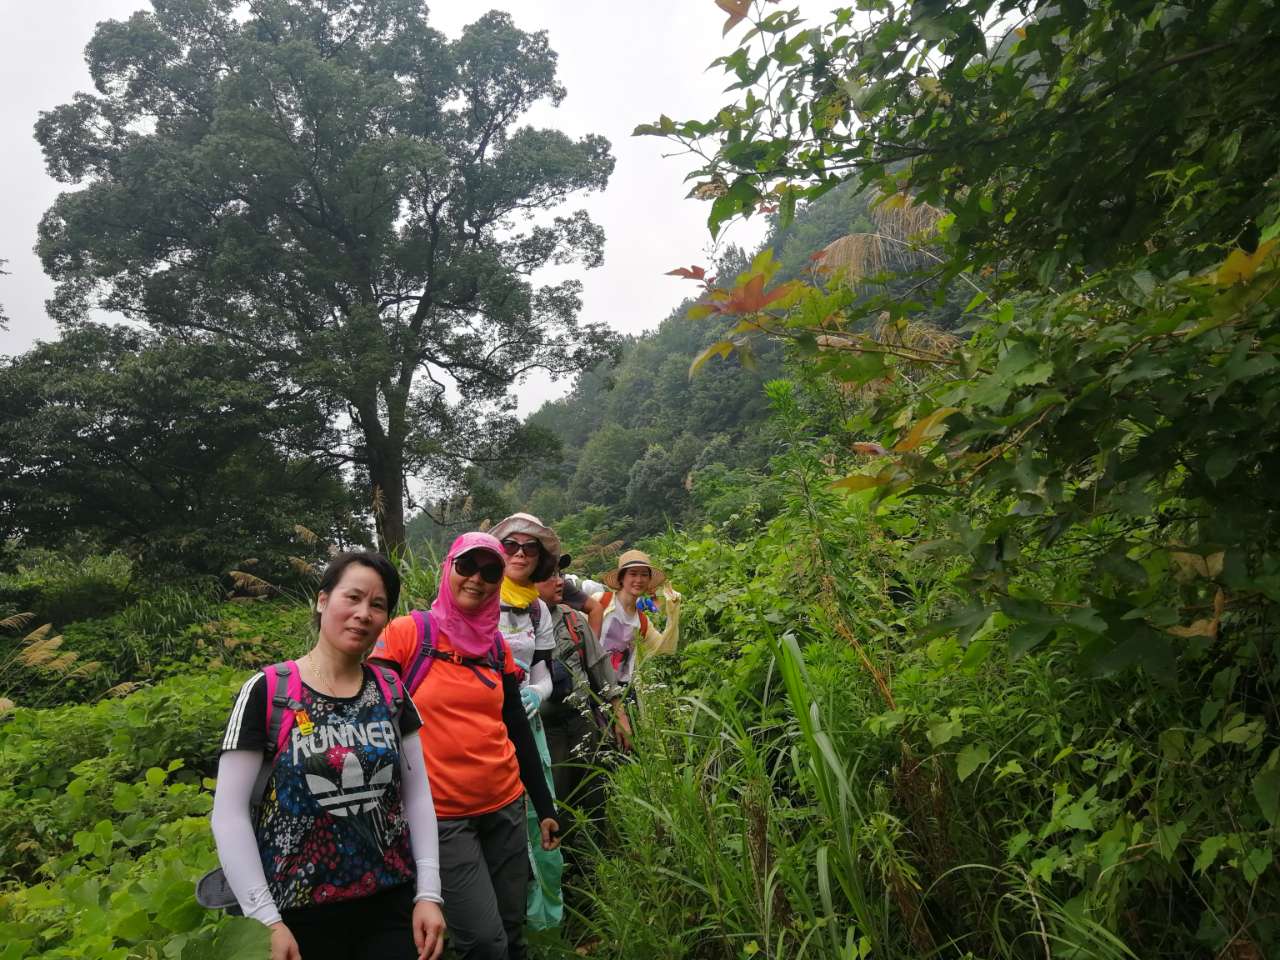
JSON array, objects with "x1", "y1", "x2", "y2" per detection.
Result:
[
  {"x1": 317, "y1": 563, "x2": 391, "y2": 657},
  {"x1": 501, "y1": 533, "x2": 542, "y2": 585},
  {"x1": 619, "y1": 566, "x2": 652, "y2": 599},
  {"x1": 449, "y1": 550, "x2": 502, "y2": 612}
]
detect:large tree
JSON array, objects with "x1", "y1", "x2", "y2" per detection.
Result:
[{"x1": 36, "y1": 0, "x2": 615, "y2": 550}]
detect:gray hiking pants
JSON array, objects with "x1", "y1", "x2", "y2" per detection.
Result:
[{"x1": 438, "y1": 795, "x2": 528, "y2": 960}]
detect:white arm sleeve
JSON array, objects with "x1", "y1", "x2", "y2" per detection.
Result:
[
  {"x1": 526, "y1": 600, "x2": 555, "y2": 701},
  {"x1": 528, "y1": 658, "x2": 553, "y2": 702},
  {"x1": 534, "y1": 600, "x2": 556, "y2": 651},
  {"x1": 399, "y1": 730, "x2": 442, "y2": 903},
  {"x1": 210, "y1": 750, "x2": 281, "y2": 927}
]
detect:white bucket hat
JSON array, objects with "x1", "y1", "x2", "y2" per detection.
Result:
[{"x1": 489, "y1": 512, "x2": 561, "y2": 582}]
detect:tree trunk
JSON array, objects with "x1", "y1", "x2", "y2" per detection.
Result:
[{"x1": 366, "y1": 435, "x2": 406, "y2": 557}]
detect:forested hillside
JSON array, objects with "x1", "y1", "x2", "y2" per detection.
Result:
[
  {"x1": 408, "y1": 180, "x2": 896, "y2": 554},
  {"x1": 3, "y1": 1, "x2": 1279, "y2": 959}
]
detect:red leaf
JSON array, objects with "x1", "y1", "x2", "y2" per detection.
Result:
[
  {"x1": 716, "y1": 0, "x2": 750, "y2": 35},
  {"x1": 666, "y1": 265, "x2": 707, "y2": 281},
  {"x1": 851, "y1": 442, "x2": 890, "y2": 457},
  {"x1": 708, "y1": 276, "x2": 802, "y2": 316},
  {"x1": 757, "y1": 203, "x2": 779, "y2": 214}
]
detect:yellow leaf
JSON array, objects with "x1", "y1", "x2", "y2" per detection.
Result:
[
  {"x1": 829, "y1": 471, "x2": 892, "y2": 492},
  {"x1": 689, "y1": 339, "x2": 735, "y2": 376},
  {"x1": 1205, "y1": 552, "x2": 1225, "y2": 579},
  {"x1": 894, "y1": 406, "x2": 959, "y2": 452},
  {"x1": 876, "y1": 192, "x2": 911, "y2": 212},
  {"x1": 1166, "y1": 618, "x2": 1218, "y2": 639},
  {"x1": 1211, "y1": 240, "x2": 1278, "y2": 286},
  {"x1": 1170, "y1": 551, "x2": 1210, "y2": 580}
]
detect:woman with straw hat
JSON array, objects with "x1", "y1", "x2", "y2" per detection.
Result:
[{"x1": 592, "y1": 550, "x2": 682, "y2": 687}]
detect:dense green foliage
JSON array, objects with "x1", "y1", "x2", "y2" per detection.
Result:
[
  {"x1": 0, "y1": 326, "x2": 358, "y2": 578},
  {"x1": 35, "y1": 0, "x2": 615, "y2": 550},
  {"x1": 561, "y1": 384, "x2": 1276, "y2": 957},
  {"x1": 0, "y1": 666, "x2": 273, "y2": 959},
  {"x1": 4, "y1": 1, "x2": 1278, "y2": 958},
  {"x1": 587, "y1": 0, "x2": 1280, "y2": 955}
]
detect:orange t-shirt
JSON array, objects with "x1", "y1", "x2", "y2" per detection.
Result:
[{"x1": 370, "y1": 614, "x2": 524, "y2": 819}]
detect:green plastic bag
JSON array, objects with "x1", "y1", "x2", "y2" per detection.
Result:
[{"x1": 525, "y1": 711, "x2": 563, "y2": 930}]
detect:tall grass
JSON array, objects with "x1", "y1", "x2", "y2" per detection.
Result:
[{"x1": 556, "y1": 428, "x2": 1274, "y2": 958}]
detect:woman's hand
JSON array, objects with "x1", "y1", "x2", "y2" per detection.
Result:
[
  {"x1": 539, "y1": 817, "x2": 561, "y2": 851},
  {"x1": 412, "y1": 899, "x2": 446, "y2": 960},
  {"x1": 269, "y1": 922, "x2": 302, "y2": 960},
  {"x1": 520, "y1": 685, "x2": 541, "y2": 719},
  {"x1": 612, "y1": 700, "x2": 633, "y2": 753}
]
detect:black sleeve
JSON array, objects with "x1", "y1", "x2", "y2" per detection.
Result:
[
  {"x1": 367, "y1": 661, "x2": 421, "y2": 738},
  {"x1": 561, "y1": 581, "x2": 588, "y2": 611},
  {"x1": 501, "y1": 672, "x2": 556, "y2": 823},
  {"x1": 397, "y1": 690, "x2": 423, "y2": 738},
  {"x1": 532, "y1": 648, "x2": 552, "y2": 668},
  {"x1": 220, "y1": 673, "x2": 268, "y2": 753}
]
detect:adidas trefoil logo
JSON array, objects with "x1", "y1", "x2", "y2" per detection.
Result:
[{"x1": 306, "y1": 751, "x2": 393, "y2": 817}]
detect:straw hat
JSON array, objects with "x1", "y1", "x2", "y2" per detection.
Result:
[
  {"x1": 601, "y1": 549, "x2": 666, "y2": 591},
  {"x1": 489, "y1": 512, "x2": 561, "y2": 582}
]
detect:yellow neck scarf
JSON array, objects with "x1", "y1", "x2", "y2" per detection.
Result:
[{"x1": 500, "y1": 577, "x2": 540, "y2": 609}]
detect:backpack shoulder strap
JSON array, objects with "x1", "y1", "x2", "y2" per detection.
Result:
[
  {"x1": 529, "y1": 599, "x2": 542, "y2": 631},
  {"x1": 562, "y1": 607, "x2": 586, "y2": 655},
  {"x1": 370, "y1": 663, "x2": 404, "y2": 718},
  {"x1": 404, "y1": 610, "x2": 435, "y2": 696},
  {"x1": 262, "y1": 661, "x2": 301, "y2": 759}
]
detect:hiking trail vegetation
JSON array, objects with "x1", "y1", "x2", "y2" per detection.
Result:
[{"x1": 2, "y1": 0, "x2": 1279, "y2": 957}]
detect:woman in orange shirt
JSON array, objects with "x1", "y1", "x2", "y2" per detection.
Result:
[{"x1": 370, "y1": 532, "x2": 558, "y2": 960}]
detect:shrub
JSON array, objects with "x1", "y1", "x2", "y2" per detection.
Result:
[{"x1": 0, "y1": 551, "x2": 136, "y2": 626}]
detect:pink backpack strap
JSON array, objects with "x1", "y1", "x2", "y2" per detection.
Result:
[
  {"x1": 403, "y1": 610, "x2": 435, "y2": 695},
  {"x1": 261, "y1": 661, "x2": 302, "y2": 758},
  {"x1": 370, "y1": 663, "x2": 404, "y2": 714}
]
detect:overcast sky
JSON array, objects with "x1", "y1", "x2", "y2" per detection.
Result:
[{"x1": 0, "y1": 0, "x2": 831, "y2": 410}]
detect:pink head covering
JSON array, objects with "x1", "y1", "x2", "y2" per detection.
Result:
[{"x1": 429, "y1": 531, "x2": 505, "y2": 657}]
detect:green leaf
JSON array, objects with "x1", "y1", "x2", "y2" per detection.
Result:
[
  {"x1": 956, "y1": 742, "x2": 991, "y2": 782},
  {"x1": 1194, "y1": 835, "x2": 1228, "y2": 874},
  {"x1": 927, "y1": 718, "x2": 963, "y2": 747},
  {"x1": 111, "y1": 783, "x2": 139, "y2": 813},
  {"x1": 1062, "y1": 804, "x2": 1094, "y2": 831},
  {"x1": 1009, "y1": 621, "x2": 1054, "y2": 658},
  {"x1": 214, "y1": 917, "x2": 272, "y2": 957},
  {"x1": 1155, "y1": 821, "x2": 1187, "y2": 862},
  {"x1": 1241, "y1": 847, "x2": 1273, "y2": 884},
  {"x1": 829, "y1": 471, "x2": 891, "y2": 492},
  {"x1": 1205, "y1": 448, "x2": 1240, "y2": 484},
  {"x1": 1252, "y1": 765, "x2": 1280, "y2": 826}
]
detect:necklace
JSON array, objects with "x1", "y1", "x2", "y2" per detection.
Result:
[{"x1": 301, "y1": 654, "x2": 356, "y2": 696}]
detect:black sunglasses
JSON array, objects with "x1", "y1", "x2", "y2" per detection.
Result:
[
  {"x1": 454, "y1": 553, "x2": 505, "y2": 584},
  {"x1": 500, "y1": 538, "x2": 542, "y2": 558}
]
